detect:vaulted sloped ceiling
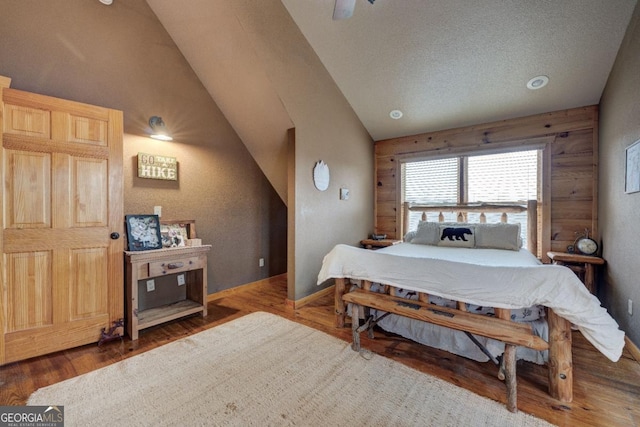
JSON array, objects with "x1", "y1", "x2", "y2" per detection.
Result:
[
  {"x1": 148, "y1": 0, "x2": 637, "y2": 202},
  {"x1": 147, "y1": 0, "x2": 295, "y2": 203}
]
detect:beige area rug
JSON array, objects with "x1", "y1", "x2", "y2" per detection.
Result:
[{"x1": 28, "y1": 312, "x2": 554, "y2": 427}]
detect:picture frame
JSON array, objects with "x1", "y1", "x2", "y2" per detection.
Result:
[
  {"x1": 125, "y1": 215, "x2": 163, "y2": 251},
  {"x1": 159, "y1": 223, "x2": 190, "y2": 248},
  {"x1": 625, "y1": 139, "x2": 640, "y2": 194}
]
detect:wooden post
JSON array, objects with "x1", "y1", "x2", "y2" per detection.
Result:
[
  {"x1": 527, "y1": 200, "x2": 538, "y2": 256},
  {"x1": 403, "y1": 202, "x2": 410, "y2": 237},
  {"x1": 584, "y1": 263, "x2": 595, "y2": 294},
  {"x1": 335, "y1": 278, "x2": 346, "y2": 328},
  {"x1": 351, "y1": 304, "x2": 361, "y2": 351},
  {"x1": 504, "y1": 344, "x2": 518, "y2": 412},
  {"x1": 494, "y1": 308, "x2": 511, "y2": 321},
  {"x1": 547, "y1": 309, "x2": 573, "y2": 402}
]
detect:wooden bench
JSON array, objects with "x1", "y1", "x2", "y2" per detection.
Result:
[{"x1": 342, "y1": 288, "x2": 549, "y2": 413}]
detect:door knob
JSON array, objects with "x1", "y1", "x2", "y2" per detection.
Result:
[{"x1": 110, "y1": 232, "x2": 120, "y2": 240}]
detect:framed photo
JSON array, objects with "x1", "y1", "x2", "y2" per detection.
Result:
[
  {"x1": 160, "y1": 223, "x2": 189, "y2": 248},
  {"x1": 125, "y1": 215, "x2": 162, "y2": 251},
  {"x1": 626, "y1": 139, "x2": 640, "y2": 194}
]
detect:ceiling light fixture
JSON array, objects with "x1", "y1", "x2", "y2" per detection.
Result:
[
  {"x1": 526, "y1": 75, "x2": 549, "y2": 90},
  {"x1": 389, "y1": 109, "x2": 403, "y2": 120},
  {"x1": 148, "y1": 116, "x2": 173, "y2": 141},
  {"x1": 98, "y1": 0, "x2": 113, "y2": 5}
]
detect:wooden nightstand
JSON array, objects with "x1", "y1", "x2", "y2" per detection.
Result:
[
  {"x1": 547, "y1": 251, "x2": 605, "y2": 294},
  {"x1": 360, "y1": 239, "x2": 402, "y2": 249}
]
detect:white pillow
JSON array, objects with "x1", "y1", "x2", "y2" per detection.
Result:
[
  {"x1": 403, "y1": 230, "x2": 416, "y2": 242},
  {"x1": 411, "y1": 221, "x2": 440, "y2": 245},
  {"x1": 437, "y1": 225, "x2": 475, "y2": 248},
  {"x1": 474, "y1": 223, "x2": 521, "y2": 251}
]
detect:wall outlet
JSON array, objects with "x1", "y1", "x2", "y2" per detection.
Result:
[
  {"x1": 146, "y1": 279, "x2": 155, "y2": 292},
  {"x1": 154, "y1": 205, "x2": 162, "y2": 217},
  {"x1": 629, "y1": 299, "x2": 633, "y2": 316},
  {"x1": 177, "y1": 274, "x2": 185, "y2": 286},
  {"x1": 259, "y1": 258, "x2": 265, "y2": 267}
]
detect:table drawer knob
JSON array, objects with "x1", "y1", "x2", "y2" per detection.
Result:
[{"x1": 166, "y1": 262, "x2": 184, "y2": 269}]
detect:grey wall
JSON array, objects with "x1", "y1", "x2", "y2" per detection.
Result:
[
  {"x1": 0, "y1": 0, "x2": 374, "y2": 301},
  {"x1": 160, "y1": 0, "x2": 375, "y2": 300},
  {"x1": 599, "y1": 1, "x2": 640, "y2": 346},
  {"x1": 0, "y1": 0, "x2": 287, "y2": 292}
]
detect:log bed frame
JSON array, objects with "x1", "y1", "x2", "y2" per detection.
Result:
[{"x1": 334, "y1": 200, "x2": 573, "y2": 413}]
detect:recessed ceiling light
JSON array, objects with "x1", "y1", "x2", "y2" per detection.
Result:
[
  {"x1": 527, "y1": 75, "x2": 549, "y2": 90},
  {"x1": 389, "y1": 109, "x2": 403, "y2": 119}
]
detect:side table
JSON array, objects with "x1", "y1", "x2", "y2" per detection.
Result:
[
  {"x1": 360, "y1": 239, "x2": 402, "y2": 250},
  {"x1": 547, "y1": 251, "x2": 605, "y2": 294}
]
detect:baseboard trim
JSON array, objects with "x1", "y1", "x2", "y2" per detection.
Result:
[
  {"x1": 207, "y1": 273, "x2": 287, "y2": 302},
  {"x1": 625, "y1": 336, "x2": 640, "y2": 364},
  {"x1": 285, "y1": 285, "x2": 335, "y2": 309}
]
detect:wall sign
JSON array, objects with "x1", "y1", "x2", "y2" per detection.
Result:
[
  {"x1": 625, "y1": 139, "x2": 640, "y2": 194},
  {"x1": 313, "y1": 160, "x2": 330, "y2": 191},
  {"x1": 137, "y1": 152, "x2": 178, "y2": 181}
]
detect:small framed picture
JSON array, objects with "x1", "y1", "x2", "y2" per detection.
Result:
[
  {"x1": 626, "y1": 139, "x2": 640, "y2": 194},
  {"x1": 160, "y1": 223, "x2": 189, "y2": 248},
  {"x1": 125, "y1": 215, "x2": 163, "y2": 251}
]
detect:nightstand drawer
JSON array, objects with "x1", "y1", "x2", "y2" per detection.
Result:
[{"x1": 149, "y1": 255, "x2": 205, "y2": 276}]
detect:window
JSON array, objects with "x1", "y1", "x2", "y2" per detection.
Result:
[{"x1": 402, "y1": 150, "x2": 539, "y2": 244}]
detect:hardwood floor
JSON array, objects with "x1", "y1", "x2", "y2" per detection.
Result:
[{"x1": 1, "y1": 275, "x2": 639, "y2": 426}]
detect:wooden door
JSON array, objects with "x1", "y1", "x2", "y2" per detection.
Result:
[{"x1": 0, "y1": 84, "x2": 124, "y2": 365}]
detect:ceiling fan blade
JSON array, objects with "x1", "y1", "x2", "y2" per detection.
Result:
[{"x1": 333, "y1": 0, "x2": 356, "y2": 20}]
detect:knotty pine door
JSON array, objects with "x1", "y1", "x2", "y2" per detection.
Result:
[{"x1": 0, "y1": 84, "x2": 124, "y2": 365}]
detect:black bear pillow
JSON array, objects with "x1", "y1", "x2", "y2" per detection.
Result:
[{"x1": 437, "y1": 225, "x2": 475, "y2": 248}]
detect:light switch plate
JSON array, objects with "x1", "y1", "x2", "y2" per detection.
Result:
[
  {"x1": 154, "y1": 205, "x2": 162, "y2": 217},
  {"x1": 340, "y1": 188, "x2": 350, "y2": 200}
]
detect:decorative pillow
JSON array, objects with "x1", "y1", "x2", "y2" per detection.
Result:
[
  {"x1": 403, "y1": 230, "x2": 416, "y2": 242},
  {"x1": 474, "y1": 223, "x2": 521, "y2": 251},
  {"x1": 437, "y1": 225, "x2": 475, "y2": 248},
  {"x1": 410, "y1": 221, "x2": 440, "y2": 245}
]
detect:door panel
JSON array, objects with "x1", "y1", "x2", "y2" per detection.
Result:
[
  {"x1": 69, "y1": 248, "x2": 108, "y2": 320},
  {"x1": 3, "y1": 150, "x2": 51, "y2": 228},
  {"x1": 67, "y1": 115, "x2": 107, "y2": 146},
  {"x1": 5, "y1": 251, "x2": 52, "y2": 332},
  {"x1": 3, "y1": 104, "x2": 51, "y2": 138},
  {"x1": 1, "y1": 86, "x2": 123, "y2": 365},
  {"x1": 73, "y1": 157, "x2": 108, "y2": 226}
]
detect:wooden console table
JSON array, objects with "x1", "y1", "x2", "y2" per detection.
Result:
[
  {"x1": 125, "y1": 245, "x2": 211, "y2": 340},
  {"x1": 547, "y1": 251, "x2": 605, "y2": 294}
]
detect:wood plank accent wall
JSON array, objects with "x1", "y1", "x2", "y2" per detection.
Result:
[{"x1": 374, "y1": 106, "x2": 599, "y2": 262}]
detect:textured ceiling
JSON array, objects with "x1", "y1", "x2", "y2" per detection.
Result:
[
  {"x1": 281, "y1": 0, "x2": 637, "y2": 140},
  {"x1": 149, "y1": 0, "x2": 637, "y2": 146},
  {"x1": 147, "y1": 0, "x2": 637, "y2": 200}
]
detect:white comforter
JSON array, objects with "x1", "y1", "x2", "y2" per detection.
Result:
[{"x1": 317, "y1": 243, "x2": 625, "y2": 362}]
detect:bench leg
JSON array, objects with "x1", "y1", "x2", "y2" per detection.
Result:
[
  {"x1": 335, "y1": 278, "x2": 346, "y2": 328},
  {"x1": 504, "y1": 344, "x2": 517, "y2": 413},
  {"x1": 351, "y1": 304, "x2": 361, "y2": 351},
  {"x1": 547, "y1": 308, "x2": 573, "y2": 402}
]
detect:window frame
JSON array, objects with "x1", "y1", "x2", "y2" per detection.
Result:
[{"x1": 396, "y1": 144, "x2": 548, "y2": 258}]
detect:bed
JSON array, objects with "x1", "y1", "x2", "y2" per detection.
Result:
[{"x1": 317, "y1": 201, "x2": 625, "y2": 412}]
